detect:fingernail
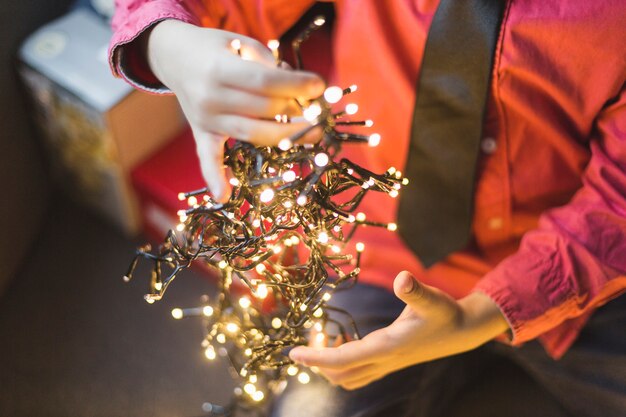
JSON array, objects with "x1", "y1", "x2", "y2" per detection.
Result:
[
  {"x1": 309, "y1": 78, "x2": 326, "y2": 97},
  {"x1": 289, "y1": 348, "x2": 302, "y2": 363},
  {"x1": 403, "y1": 275, "x2": 416, "y2": 294}
]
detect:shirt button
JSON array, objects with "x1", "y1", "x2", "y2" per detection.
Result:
[
  {"x1": 488, "y1": 217, "x2": 503, "y2": 230},
  {"x1": 481, "y1": 137, "x2": 497, "y2": 154}
]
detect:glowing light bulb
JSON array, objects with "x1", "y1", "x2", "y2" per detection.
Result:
[
  {"x1": 303, "y1": 102, "x2": 322, "y2": 122},
  {"x1": 313, "y1": 308, "x2": 324, "y2": 318},
  {"x1": 283, "y1": 200, "x2": 293, "y2": 208},
  {"x1": 331, "y1": 245, "x2": 341, "y2": 253},
  {"x1": 249, "y1": 375, "x2": 258, "y2": 383},
  {"x1": 349, "y1": 84, "x2": 358, "y2": 92},
  {"x1": 318, "y1": 232, "x2": 329, "y2": 244},
  {"x1": 314, "y1": 153, "x2": 329, "y2": 167},
  {"x1": 229, "y1": 178, "x2": 240, "y2": 187},
  {"x1": 176, "y1": 223, "x2": 185, "y2": 232},
  {"x1": 255, "y1": 263, "x2": 266, "y2": 274},
  {"x1": 171, "y1": 308, "x2": 183, "y2": 319},
  {"x1": 387, "y1": 223, "x2": 398, "y2": 231},
  {"x1": 244, "y1": 383, "x2": 256, "y2": 395},
  {"x1": 290, "y1": 236, "x2": 300, "y2": 245},
  {"x1": 187, "y1": 196, "x2": 197, "y2": 206},
  {"x1": 368, "y1": 133, "x2": 381, "y2": 147},
  {"x1": 218, "y1": 260, "x2": 228, "y2": 269},
  {"x1": 314, "y1": 17, "x2": 326, "y2": 26},
  {"x1": 345, "y1": 103, "x2": 359, "y2": 115},
  {"x1": 282, "y1": 170, "x2": 296, "y2": 182},
  {"x1": 252, "y1": 219, "x2": 261, "y2": 228},
  {"x1": 389, "y1": 189, "x2": 399, "y2": 198},
  {"x1": 256, "y1": 284, "x2": 268, "y2": 299},
  {"x1": 239, "y1": 297, "x2": 251, "y2": 309},
  {"x1": 252, "y1": 391, "x2": 265, "y2": 402},
  {"x1": 402, "y1": 178, "x2": 410, "y2": 185},
  {"x1": 322, "y1": 292, "x2": 332, "y2": 301},
  {"x1": 356, "y1": 242, "x2": 365, "y2": 252},
  {"x1": 315, "y1": 332, "x2": 326, "y2": 344},
  {"x1": 154, "y1": 282, "x2": 163, "y2": 291},
  {"x1": 226, "y1": 322, "x2": 239, "y2": 333},
  {"x1": 177, "y1": 192, "x2": 185, "y2": 201},
  {"x1": 356, "y1": 212, "x2": 366, "y2": 222},
  {"x1": 323, "y1": 86, "x2": 343, "y2": 103},
  {"x1": 271, "y1": 317, "x2": 282, "y2": 329},
  {"x1": 299, "y1": 303, "x2": 308, "y2": 312},
  {"x1": 230, "y1": 39, "x2": 242, "y2": 52},
  {"x1": 205, "y1": 346, "x2": 216, "y2": 360},
  {"x1": 388, "y1": 167, "x2": 397, "y2": 175},
  {"x1": 278, "y1": 138, "x2": 292, "y2": 151},
  {"x1": 260, "y1": 188, "x2": 275, "y2": 203},
  {"x1": 365, "y1": 119, "x2": 374, "y2": 127},
  {"x1": 297, "y1": 195, "x2": 307, "y2": 206},
  {"x1": 287, "y1": 365, "x2": 298, "y2": 376},
  {"x1": 298, "y1": 372, "x2": 311, "y2": 384},
  {"x1": 216, "y1": 333, "x2": 226, "y2": 344},
  {"x1": 244, "y1": 348, "x2": 252, "y2": 356},
  {"x1": 203, "y1": 306, "x2": 214, "y2": 316},
  {"x1": 314, "y1": 322, "x2": 324, "y2": 332}
]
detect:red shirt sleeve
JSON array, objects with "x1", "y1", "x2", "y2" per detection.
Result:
[
  {"x1": 475, "y1": 84, "x2": 626, "y2": 356},
  {"x1": 108, "y1": 0, "x2": 315, "y2": 93}
]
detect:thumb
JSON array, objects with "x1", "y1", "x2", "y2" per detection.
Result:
[
  {"x1": 393, "y1": 271, "x2": 455, "y2": 316},
  {"x1": 192, "y1": 129, "x2": 231, "y2": 203}
]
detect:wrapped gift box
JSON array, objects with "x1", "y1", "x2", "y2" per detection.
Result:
[{"x1": 18, "y1": 9, "x2": 184, "y2": 234}]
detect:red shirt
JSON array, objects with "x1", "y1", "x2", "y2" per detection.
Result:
[{"x1": 109, "y1": 0, "x2": 626, "y2": 358}]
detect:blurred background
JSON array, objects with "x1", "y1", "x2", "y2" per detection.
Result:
[{"x1": 0, "y1": 1, "x2": 234, "y2": 415}]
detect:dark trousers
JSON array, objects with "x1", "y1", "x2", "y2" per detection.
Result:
[{"x1": 271, "y1": 283, "x2": 626, "y2": 417}]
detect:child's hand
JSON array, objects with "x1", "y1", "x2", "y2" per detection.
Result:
[
  {"x1": 289, "y1": 271, "x2": 509, "y2": 390},
  {"x1": 145, "y1": 20, "x2": 326, "y2": 201}
]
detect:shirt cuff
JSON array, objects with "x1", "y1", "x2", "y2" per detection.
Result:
[{"x1": 108, "y1": 1, "x2": 202, "y2": 93}]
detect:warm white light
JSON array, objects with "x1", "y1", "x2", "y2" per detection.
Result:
[
  {"x1": 314, "y1": 17, "x2": 326, "y2": 26},
  {"x1": 388, "y1": 167, "x2": 397, "y2": 175},
  {"x1": 216, "y1": 333, "x2": 226, "y2": 344},
  {"x1": 387, "y1": 222, "x2": 398, "y2": 231},
  {"x1": 318, "y1": 232, "x2": 329, "y2": 244},
  {"x1": 298, "y1": 372, "x2": 311, "y2": 384},
  {"x1": 226, "y1": 322, "x2": 239, "y2": 333},
  {"x1": 260, "y1": 188, "x2": 275, "y2": 203},
  {"x1": 347, "y1": 215, "x2": 356, "y2": 223},
  {"x1": 203, "y1": 306, "x2": 214, "y2": 316},
  {"x1": 290, "y1": 236, "x2": 300, "y2": 245},
  {"x1": 267, "y1": 39, "x2": 280, "y2": 51},
  {"x1": 272, "y1": 245, "x2": 282, "y2": 254},
  {"x1": 368, "y1": 133, "x2": 381, "y2": 147},
  {"x1": 324, "y1": 86, "x2": 343, "y2": 103},
  {"x1": 287, "y1": 365, "x2": 298, "y2": 376},
  {"x1": 218, "y1": 260, "x2": 228, "y2": 269},
  {"x1": 244, "y1": 383, "x2": 256, "y2": 395},
  {"x1": 229, "y1": 178, "x2": 240, "y2": 187},
  {"x1": 252, "y1": 391, "x2": 265, "y2": 402},
  {"x1": 176, "y1": 223, "x2": 185, "y2": 232},
  {"x1": 331, "y1": 245, "x2": 341, "y2": 254},
  {"x1": 313, "y1": 308, "x2": 324, "y2": 318},
  {"x1": 365, "y1": 119, "x2": 374, "y2": 127},
  {"x1": 297, "y1": 195, "x2": 307, "y2": 206},
  {"x1": 303, "y1": 102, "x2": 322, "y2": 122},
  {"x1": 345, "y1": 103, "x2": 359, "y2": 115},
  {"x1": 187, "y1": 196, "x2": 197, "y2": 206},
  {"x1": 402, "y1": 178, "x2": 409, "y2": 185},
  {"x1": 278, "y1": 138, "x2": 292, "y2": 151},
  {"x1": 230, "y1": 39, "x2": 242, "y2": 52},
  {"x1": 314, "y1": 153, "x2": 329, "y2": 167},
  {"x1": 349, "y1": 84, "x2": 358, "y2": 92},
  {"x1": 299, "y1": 303, "x2": 308, "y2": 312},
  {"x1": 356, "y1": 212, "x2": 366, "y2": 222},
  {"x1": 154, "y1": 282, "x2": 163, "y2": 291},
  {"x1": 315, "y1": 332, "x2": 326, "y2": 344},
  {"x1": 249, "y1": 375, "x2": 258, "y2": 383},
  {"x1": 283, "y1": 200, "x2": 293, "y2": 208},
  {"x1": 177, "y1": 192, "x2": 186, "y2": 201},
  {"x1": 322, "y1": 292, "x2": 332, "y2": 301},
  {"x1": 314, "y1": 322, "x2": 324, "y2": 332},
  {"x1": 171, "y1": 308, "x2": 183, "y2": 319},
  {"x1": 252, "y1": 219, "x2": 261, "y2": 228},
  {"x1": 239, "y1": 297, "x2": 251, "y2": 309},
  {"x1": 205, "y1": 346, "x2": 216, "y2": 360},
  {"x1": 255, "y1": 263, "x2": 266, "y2": 274},
  {"x1": 256, "y1": 284, "x2": 269, "y2": 299},
  {"x1": 389, "y1": 189, "x2": 399, "y2": 198},
  {"x1": 356, "y1": 242, "x2": 365, "y2": 252},
  {"x1": 282, "y1": 170, "x2": 297, "y2": 182},
  {"x1": 271, "y1": 317, "x2": 282, "y2": 329}
]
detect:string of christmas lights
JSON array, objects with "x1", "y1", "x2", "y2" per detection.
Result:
[{"x1": 123, "y1": 16, "x2": 407, "y2": 416}]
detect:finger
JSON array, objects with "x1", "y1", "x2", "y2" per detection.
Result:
[
  {"x1": 319, "y1": 363, "x2": 375, "y2": 386},
  {"x1": 221, "y1": 58, "x2": 325, "y2": 100},
  {"x1": 290, "y1": 328, "x2": 388, "y2": 369},
  {"x1": 210, "y1": 115, "x2": 323, "y2": 146},
  {"x1": 393, "y1": 271, "x2": 456, "y2": 317},
  {"x1": 214, "y1": 88, "x2": 302, "y2": 119},
  {"x1": 192, "y1": 129, "x2": 230, "y2": 202}
]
